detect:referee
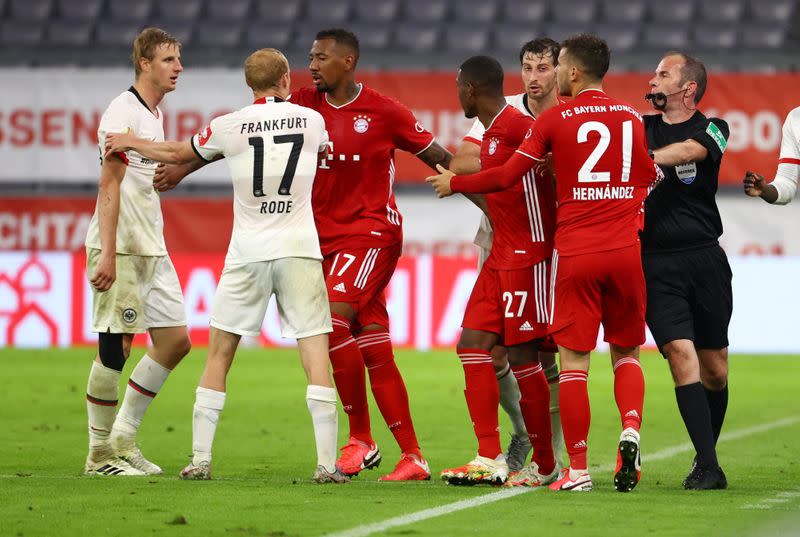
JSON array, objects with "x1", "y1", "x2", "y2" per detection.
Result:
[{"x1": 641, "y1": 51, "x2": 731, "y2": 490}]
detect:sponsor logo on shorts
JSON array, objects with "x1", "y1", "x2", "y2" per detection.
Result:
[
  {"x1": 333, "y1": 282, "x2": 347, "y2": 293},
  {"x1": 519, "y1": 321, "x2": 534, "y2": 331},
  {"x1": 122, "y1": 308, "x2": 137, "y2": 324}
]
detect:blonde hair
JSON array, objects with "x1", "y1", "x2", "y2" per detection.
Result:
[
  {"x1": 132, "y1": 27, "x2": 181, "y2": 77},
  {"x1": 244, "y1": 48, "x2": 289, "y2": 92}
]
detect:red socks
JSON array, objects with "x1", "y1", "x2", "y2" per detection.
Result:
[
  {"x1": 559, "y1": 369, "x2": 590, "y2": 470},
  {"x1": 613, "y1": 357, "x2": 644, "y2": 431},
  {"x1": 458, "y1": 348, "x2": 501, "y2": 459},
  {"x1": 512, "y1": 363, "x2": 555, "y2": 475},
  {"x1": 356, "y1": 328, "x2": 421, "y2": 458},
  {"x1": 329, "y1": 314, "x2": 372, "y2": 444}
]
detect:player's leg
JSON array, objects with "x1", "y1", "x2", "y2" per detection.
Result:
[
  {"x1": 492, "y1": 345, "x2": 531, "y2": 473},
  {"x1": 609, "y1": 345, "x2": 644, "y2": 493},
  {"x1": 111, "y1": 255, "x2": 190, "y2": 474},
  {"x1": 547, "y1": 345, "x2": 593, "y2": 492},
  {"x1": 272, "y1": 257, "x2": 348, "y2": 484},
  {"x1": 538, "y1": 344, "x2": 564, "y2": 468},
  {"x1": 441, "y1": 327, "x2": 508, "y2": 486},
  {"x1": 505, "y1": 341, "x2": 558, "y2": 487},
  {"x1": 84, "y1": 249, "x2": 145, "y2": 476},
  {"x1": 180, "y1": 326, "x2": 239, "y2": 480},
  {"x1": 547, "y1": 250, "x2": 599, "y2": 492},
  {"x1": 602, "y1": 243, "x2": 647, "y2": 492},
  {"x1": 355, "y1": 298, "x2": 429, "y2": 481}
]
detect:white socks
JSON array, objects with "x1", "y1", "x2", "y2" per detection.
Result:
[
  {"x1": 86, "y1": 361, "x2": 121, "y2": 458},
  {"x1": 306, "y1": 385, "x2": 338, "y2": 473},
  {"x1": 192, "y1": 387, "x2": 226, "y2": 465},
  {"x1": 112, "y1": 355, "x2": 170, "y2": 440},
  {"x1": 545, "y1": 363, "x2": 564, "y2": 465},
  {"x1": 496, "y1": 363, "x2": 528, "y2": 437}
]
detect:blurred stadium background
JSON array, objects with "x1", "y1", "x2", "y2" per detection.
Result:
[{"x1": 1, "y1": 0, "x2": 799, "y2": 353}]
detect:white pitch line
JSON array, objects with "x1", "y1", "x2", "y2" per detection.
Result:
[{"x1": 324, "y1": 415, "x2": 800, "y2": 537}]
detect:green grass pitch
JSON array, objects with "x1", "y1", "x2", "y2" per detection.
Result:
[{"x1": 1, "y1": 348, "x2": 798, "y2": 537}]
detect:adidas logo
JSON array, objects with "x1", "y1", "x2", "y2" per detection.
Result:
[
  {"x1": 333, "y1": 282, "x2": 346, "y2": 293},
  {"x1": 519, "y1": 321, "x2": 534, "y2": 331},
  {"x1": 573, "y1": 440, "x2": 587, "y2": 449},
  {"x1": 625, "y1": 410, "x2": 640, "y2": 419}
]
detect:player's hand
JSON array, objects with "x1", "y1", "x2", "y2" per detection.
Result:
[
  {"x1": 90, "y1": 253, "x2": 116, "y2": 292},
  {"x1": 535, "y1": 153, "x2": 554, "y2": 178},
  {"x1": 153, "y1": 163, "x2": 186, "y2": 192},
  {"x1": 425, "y1": 164, "x2": 455, "y2": 198},
  {"x1": 103, "y1": 131, "x2": 135, "y2": 160},
  {"x1": 743, "y1": 170, "x2": 766, "y2": 197}
]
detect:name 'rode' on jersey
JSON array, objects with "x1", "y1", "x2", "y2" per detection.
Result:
[
  {"x1": 191, "y1": 96, "x2": 329, "y2": 264},
  {"x1": 290, "y1": 85, "x2": 434, "y2": 255},
  {"x1": 517, "y1": 89, "x2": 657, "y2": 256}
]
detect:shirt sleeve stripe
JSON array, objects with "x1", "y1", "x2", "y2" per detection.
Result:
[
  {"x1": 413, "y1": 137, "x2": 436, "y2": 156},
  {"x1": 190, "y1": 136, "x2": 213, "y2": 163},
  {"x1": 515, "y1": 149, "x2": 542, "y2": 161},
  {"x1": 778, "y1": 157, "x2": 800, "y2": 165},
  {"x1": 463, "y1": 136, "x2": 481, "y2": 146}
]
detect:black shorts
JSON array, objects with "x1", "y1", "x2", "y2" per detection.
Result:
[{"x1": 642, "y1": 244, "x2": 732, "y2": 351}]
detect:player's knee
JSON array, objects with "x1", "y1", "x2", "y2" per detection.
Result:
[
  {"x1": 98, "y1": 332, "x2": 127, "y2": 371},
  {"x1": 176, "y1": 335, "x2": 192, "y2": 359},
  {"x1": 457, "y1": 329, "x2": 495, "y2": 352}
]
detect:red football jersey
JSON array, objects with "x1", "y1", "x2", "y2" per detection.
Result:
[
  {"x1": 479, "y1": 105, "x2": 555, "y2": 269},
  {"x1": 290, "y1": 85, "x2": 434, "y2": 255},
  {"x1": 518, "y1": 89, "x2": 656, "y2": 255},
  {"x1": 453, "y1": 89, "x2": 657, "y2": 256}
]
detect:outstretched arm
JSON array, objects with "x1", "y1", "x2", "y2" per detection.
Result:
[
  {"x1": 743, "y1": 165, "x2": 798, "y2": 205},
  {"x1": 652, "y1": 139, "x2": 708, "y2": 167},
  {"x1": 105, "y1": 132, "x2": 200, "y2": 165},
  {"x1": 416, "y1": 141, "x2": 452, "y2": 171}
]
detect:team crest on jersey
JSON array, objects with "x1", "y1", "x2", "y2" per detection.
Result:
[
  {"x1": 198, "y1": 125, "x2": 212, "y2": 146},
  {"x1": 675, "y1": 162, "x2": 697, "y2": 184},
  {"x1": 353, "y1": 115, "x2": 371, "y2": 133},
  {"x1": 488, "y1": 137, "x2": 499, "y2": 155}
]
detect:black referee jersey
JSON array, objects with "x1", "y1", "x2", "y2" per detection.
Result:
[{"x1": 640, "y1": 111, "x2": 730, "y2": 253}]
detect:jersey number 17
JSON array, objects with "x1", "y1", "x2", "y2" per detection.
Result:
[{"x1": 248, "y1": 134, "x2": 304, "y2": 197}]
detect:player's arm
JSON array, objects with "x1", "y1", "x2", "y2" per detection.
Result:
[
  {"x1": 744, "y1": 112, "x2": 800, "y2": 205},
  {"x1": 90, "y1": 155, "x2": 126, "y2": 292},
  {"x1": 416, "y1": 141, "x2": 453, "y2": 171},
  {"x1": 426, "y1": 151, "x2": 535, "y2": 198},
  {"x1": 104, "y1": 132, "x2": 200, "y2": 165},
  {"x1": 154, "y1": 160, "x2": 209, "y2": 192},
  {"x1": 449, "y1": 139, "x2": 488, "y2": 214},
  {"x1": 652, "y1": 139, "x2": 708, "y2": 166}
]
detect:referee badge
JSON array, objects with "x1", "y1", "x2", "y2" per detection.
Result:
[{"x1": 675, "y1": 162, "x2": 697, "y2": 185}]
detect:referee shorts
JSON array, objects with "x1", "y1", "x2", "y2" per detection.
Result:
[{"x1": 642, "y1": 244, "x2": 732, "y2": 351}]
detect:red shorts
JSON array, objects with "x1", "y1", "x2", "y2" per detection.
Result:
[
  {"x1": 322, "y1": 245, "x2": 400, "y2": 329},
  {"x1": 549, "y1": 244, "x2": 646, "y2": 352},
  {"x1": 462, "y1": 261, "x2": 551, "y2": 347}
]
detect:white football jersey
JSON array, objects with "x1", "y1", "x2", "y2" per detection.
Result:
[
  {"x1": 770, "y1": 106, "x2": 800, "y2": 204},
  {"x1": 192, "y1": 97, "x2": 328, "y2": 264},
  {"x1": 86, "y1": 88, "x2": 167, "y2": 256},
  {"x1": 467, "y1": 94, "x2": 530, "y2": 250}
]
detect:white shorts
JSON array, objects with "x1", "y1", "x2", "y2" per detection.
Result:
[
  {"x1": 210, "y1": 257, "x2": 332, "y2": 339},
  {"x1": 86, "y1": 248, "x2": 186, "y2": 334}
]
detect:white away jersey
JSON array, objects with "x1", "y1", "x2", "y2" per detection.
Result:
[
  {"x1": 86, "y1": 88, "x2": 167, "y2": 256},
  {"x1": 779, "y1": 106, "x2": 800, "y2": 165},
  {"x1": 192, "y1": 97, "x2": 328, "y2": 264}
]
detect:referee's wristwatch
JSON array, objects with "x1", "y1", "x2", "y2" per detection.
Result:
[{"x1": 648, "y1": 148, "x2": 655, "y2": 160}]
